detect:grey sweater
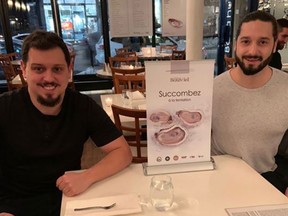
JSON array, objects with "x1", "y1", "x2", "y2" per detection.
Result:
[{"x1": 211, "y1": 69, "x2": 288, "y2": 173}]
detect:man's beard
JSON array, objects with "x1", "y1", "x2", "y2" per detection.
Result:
[
  {"x1": 277, "y1": 43, "x2": 285, "y2": 50},
  {"x1": 235, "y1": 51, "x2": 273, "y2": 76},
  {"x1": 37, "y1": 94, "x2": 61, "y2": 107}
]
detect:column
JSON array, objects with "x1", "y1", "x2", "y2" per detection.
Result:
[{"x1": 186, "y1": 0, "x2": 204, "y2": 60}]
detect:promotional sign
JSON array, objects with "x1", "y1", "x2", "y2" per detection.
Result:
[
  {"x1": 162, "y1": 0, "x2": 186, "y2": 36},
  {"x1": 145, "y1": 60, "x2": 214, "y2": 166},
  {"x1": 108, "y1": 0, "x2": 153, "y2": 37}
]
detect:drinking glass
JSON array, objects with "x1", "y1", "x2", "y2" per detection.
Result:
[
  {"x1": 121, "y1": 89, "x2": 131, "y2": 106},
  {"x1": 150, "y1": 175, "x2": 174, "y2": 211}
]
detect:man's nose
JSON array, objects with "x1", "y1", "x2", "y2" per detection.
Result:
[{"x1": 43, "y1": 71, "x2": 55, "y2": 81}]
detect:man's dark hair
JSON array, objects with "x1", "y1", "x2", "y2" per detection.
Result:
[
  {"x1": 22, "y1": 30, "x2": 71, "y2": 66},
  {"x1": 277, "y1": 18, "x2": 288, "y2": 32},
  {"x1": 236, "y1": 10, "x2": 278, "y2": 42}
]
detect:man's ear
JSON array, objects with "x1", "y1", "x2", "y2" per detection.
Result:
[{"x1": 20, "y1": 60, "x2": 26, "y2": 78}]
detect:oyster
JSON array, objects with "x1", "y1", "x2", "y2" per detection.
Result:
[
  {"x1": 149, "y1": 110, "x2": 173, "y2": 125},
  {"x1": 176, "y1": 110, "x2": 202, "y2": 126},
  {"x1": 155, "y1": 125, "x2": 187, "y2": 146}
]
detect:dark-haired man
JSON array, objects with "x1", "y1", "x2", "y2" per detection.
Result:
[
  {"x1": 0, "y1": 30, "x2": 132, "y2": 216},
  {"x1": 212, "y1": 11, "x2": 288, "y2": 195},
  {"x1": 269, "y1": 18, "x2": 288, "y2": 70}
]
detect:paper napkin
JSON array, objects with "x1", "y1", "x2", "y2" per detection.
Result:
[
  {"x1": 127, "y1": 91, "x2": 145, "y2": 100},
  {"x1": 64, "y1": 194, "x2": 142, "y2": 216}
]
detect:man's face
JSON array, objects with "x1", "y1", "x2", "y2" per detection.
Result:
[
  {"x1": 235, "y1": 20, "x2": 276, "y2": 76},
  {"x1": 21, "y1": 47, "x2": 71, "y2": 108},
  {"x1": 277, "y1": 27, "x2": 288, "y2": 50}
]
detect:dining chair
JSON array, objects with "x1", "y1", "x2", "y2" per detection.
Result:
[
  {"x1": 113, "y1": 74, "x2": 146, "y2": 94},
  {"x1": 116, "y1": 51, "x2": 137, "y2": 58},
  {"x1": 171, "y1": 50, "x2": 186, "y2": 60},
  {"x1": 160, "y1": 45, "x2": 177, "y2": 53},
  {"x1": 224, "y1": 55, "x2": 236, "y2": 70},
  {"x1": 111, "y1": 104, "x2": 147, "y2": 163},
  {"x1": 0, "y1": 54, "x2": 26, "y2": 91},
  {"x1": 110, "y1": 67, "x2": 145, "y2": 94},
  {"x1": 109, "y1": 56, "x2": 139, "y2": 68},
  {"x1": 115, "y1": 47, "x2": 129, "y2": 55}
]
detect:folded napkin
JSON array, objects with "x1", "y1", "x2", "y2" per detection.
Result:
[
  {"x1": 126, "y1": 91, "x2": 145, "y2": 100},
  {"x1": 65, "y1": 194, "x2": 142, "y2": 216}
]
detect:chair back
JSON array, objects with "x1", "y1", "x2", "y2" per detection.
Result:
[
  {"x1": 0, "y1": 54, "x2": 26, "y2": 91},
  {"x1": 109, "y1": 56, "x2": 138, "y2": 68},
  {"x1": 110, "y1": 67, "x2": 145, "y2": 94},
  {"x1": 171, "y1": 50, "x2": 186, "y2": 60},
  {"x1": 116, "y1": 51, "x2": 137, "y2": 58},
  {"x1": 111, "y1": 104, "x2": 147, "y2": 163},
  {"x1": 115, "y1": 47, "x2": 129, "y2": 55},
  {"x1": 224, "y1": 55, "x2": 236, "y2": 70},
  {"x1": 114, "y1": 74, "x2": 146, "y2": 94}
]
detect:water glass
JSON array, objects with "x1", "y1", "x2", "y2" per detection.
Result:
[
  {"x1": 150, "y1": 175, "x2": 174, "y2": 211},
  {"x1": 121, "y1": 89, "x2": 131, "y2": 106}
]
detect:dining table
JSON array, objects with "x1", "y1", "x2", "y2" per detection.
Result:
[{"x1": 60, "y1": 155, "x2": 288, "y2": 216}]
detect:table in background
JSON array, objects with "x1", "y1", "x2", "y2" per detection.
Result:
[
  {"x1": 96, "y1": 69, "x2": 113, "y2": 79},
  {"x1": 60, "y1": 155, "x2": 288, "y2": 216},
  {"x1": 100, "y1": 93, "x2": 146, "y2": 122},
  {"x1": 137, "y1": 52, "x2": 171, "y2": 62}
]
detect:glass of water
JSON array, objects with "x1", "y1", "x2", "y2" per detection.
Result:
[{"x1": 150, "y1": 175, "x2": 174, "y2": 211}]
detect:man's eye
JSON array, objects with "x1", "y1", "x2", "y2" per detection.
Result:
[
  {"x1": 241, "y1": 40, "x2": 249, "y2": 45},
  {"x1": 32, "y1": 67, "x2": 44, "y2": 73},
  {"x1": 259, "y1": 40, "x2": 268, "y2": 45},
  {"x1": 53, "y1": 67, "x2": 63, "y2": 73}
]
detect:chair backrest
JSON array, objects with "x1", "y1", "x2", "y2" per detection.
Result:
[
  {"x1": 116, "y1": 51, "x2": 137, "y2": 58},
  {"x1": 114, "y1": 74, "x2": 146, "y2": 94},
  {"x1": 110, "y1": 67, "x2": 145, "y2": 94},
  {"x1": 224, "y1": 55, "x2": 236, "y2": 70},
  {"x1": 160, "y1": 45, "x2": 177, "y2": 53},
  {"x1": 0, "y1": 54, "x2": 26, "y2": 91},
  {"x1": 115, "y1": 47, "x2": 129, "y2": 55},
  {"x1": 109, "y1": 56, "x2": 138, "y2": 68},
  {"x1": 111, "y1": 104, "x2": 147, "y2": 163},
  {"x1": 171, "y1": 50, "x2": 186, "y2": 60}
]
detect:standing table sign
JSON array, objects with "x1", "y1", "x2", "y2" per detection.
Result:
[{"x1": 143, "y1": 60, "x2": 215, "y2": 175}]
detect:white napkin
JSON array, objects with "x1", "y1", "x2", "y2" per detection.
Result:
[
  {"x1": 65, "y1": 194, "x2": 142, "y2": 216},
  {"x1": 127, "y1": 91, "x2": 145, "y2": 100}
]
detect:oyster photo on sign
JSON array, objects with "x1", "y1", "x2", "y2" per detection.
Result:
[
  {"x1": 149, "y1": 110, "x2": 173, "y2": 125},
  {"x1": 168, "y1": 18, "x2": 183, "y2": 28},
  {"x1": 154, "y1": 125, "x2": 187, "y2": 146},
  {"x1": 176, "y1": 110, "x2": 202, "y2": 127}
]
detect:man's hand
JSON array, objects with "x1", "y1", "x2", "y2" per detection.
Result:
[
  {"x1": 285, "y1": 187, "x2": 288, "y2": 197},
  {"x1": 0, "y1": 213, "x2": 14, "y2": 216},
  {"x1": 56, "y1": 172, "x2": 92, "y2": 197}
]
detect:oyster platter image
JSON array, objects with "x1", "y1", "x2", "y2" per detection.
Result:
[
  {"x1": 154, "y1": 125, "x2": 187, "y2": 146},
  {"x1": 149, "y1": 108, "x2": 203, "y2": 147}
]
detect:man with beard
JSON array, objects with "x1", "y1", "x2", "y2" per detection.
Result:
[
  {"x1": 0, "y1": 30, "x2": 132, "y2": 216},
  {"x1": 269, "y1": 18, "x2": 288, "y2": 70},
  {"x1": 211, "y1": 11, "x2": 288, "y2": 196}
]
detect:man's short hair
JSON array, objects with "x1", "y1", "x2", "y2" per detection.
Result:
[
  {"x1": 22, "y1": 30, "x2": 71, "y2": 66},
  {"x1": 236, "y1": 10, "x2": 278, "y2": 42},
  {"x1": 277, "y1": 18, "x2": 288, "y2": 32}
]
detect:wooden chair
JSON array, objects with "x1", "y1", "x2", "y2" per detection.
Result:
[
  {"x1": 116, "y1": 51, "x2": 137, "y2": 58},
  {"x1": 171, "y1": 50, "x2": 186, "y2": 60},
  {"x1": 160, "y1": 45, "x2": 177, "y2": 53},
  {"x1": 109, "y1": 56, "x2": 138, "y2": 68},
  {"x1": 224, "y1": 55, "x2": 236, "y2": 70},
  {"x1": 0, "y1": 54, "x2": 26, "y2": 91},
  {"x1": 114, "y1": 74, "x2": 146, "y2": 94},
  {"x1": 112, "y1": 104, "x2": 147, "y2": 163},
  {"x1": 115, "y1": 47, "x2": 129, "y2": 55},
  {"x1": 110, "y1": 67, "x2": 145, "y2": 94}
]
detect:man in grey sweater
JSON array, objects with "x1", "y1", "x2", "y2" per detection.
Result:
[{"x1": 212, "y1": 11, "x2": 288, "y2": 195}]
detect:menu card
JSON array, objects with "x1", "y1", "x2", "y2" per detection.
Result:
[
  {"x1": 108, "y1": 0, "x2": 153, "y2": 37},
  {"x1": 145, "y1": 60, "x2": 214, "y2": 167}
]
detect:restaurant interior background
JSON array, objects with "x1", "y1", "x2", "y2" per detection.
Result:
[{"x1": 0, "y1": 0, "x2": 286, "y2": 93}]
